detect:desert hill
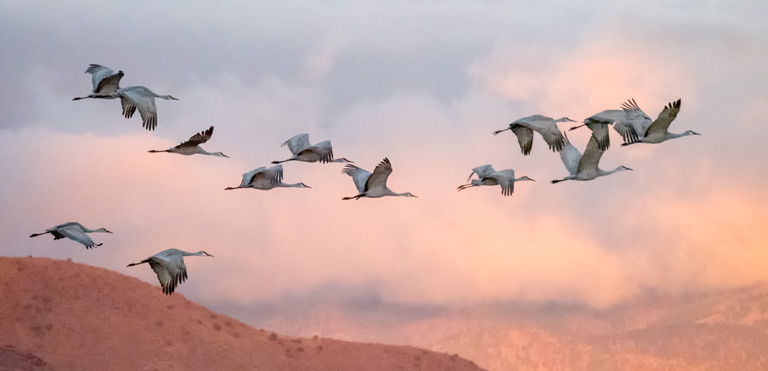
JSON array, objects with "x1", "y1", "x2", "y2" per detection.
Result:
[
  {"x1": 263, "y1": 286, "x2": 768, "y2": 370},
  {"x1": 0, "y1": 257, "x2": 484, "y2": 371}
]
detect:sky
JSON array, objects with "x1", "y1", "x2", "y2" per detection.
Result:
[{"x1": 2, "y1": 0, "x2": 768, "y2": 328}]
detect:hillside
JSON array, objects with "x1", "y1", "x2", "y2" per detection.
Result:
[
  {"x1": 263, "y1": 287, "x2": 768, "y2": 370},
  {"x1": 0, "y1": 257, "x2": 484, "y2": 371}
]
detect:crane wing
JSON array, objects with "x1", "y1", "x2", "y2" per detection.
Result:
[
  {"x1": 468, "y1": 164, "x2": 495, "y2": 181},
  {"x1": 559, "y1": 133, "x2": 582, "y2": 176},
  {"x1": 56, "y1": 224, "x2": 98, "y2": 249},
  {"x1": 522, "y1": 115, "x2": 566, "y2": 152},
  {"x1": 119, "y1": 87, "x2": 158, "y2": 131},
  {"x1": 645, "y1": 99, "x2": 682, "y2": 137},
  {"x1": 247, "y1": 165, "x2": 283, "y2": 187},
  {"x1": 510, "y1": 125, "x2": 534, "y2": 156},
  {"x1": 240, "y1": 166, "x2": 266, "y2": 187},
  {"x1": 311, "y1": 140, "x2": 335, "y2": 163},
  {"x1": 615, "y1": 98, "x2": 652, "y2": 144},
  {"x1": 149, "y1": 252, "x2": 187, "y2": 295},
  {"x1": 364, "y1": 158, "x2": 393, "y2": 192},
  {"x1": 176, "y1": 126, "x2": 214, "y2": 149},
  {"x1": 85, "y1": 64, "x2": 115, "y2": 91},
  {"x1": 342, "y1": 164, "x2": 372, "y2": 194},
  {"x1": 281, "y1": 133, "x2": 311, "y2": 156},
  {"x1": 486, "y1": 169, "x2": 515, "y2": 196},
  {"x1": 584, "y1": 109, "x2": 625, "y2": 151},
  {"x1": 94, "y1": 71, "x2": 124, "y2": 96},
  {"x1": 577, "y1": 135, "x2": 604, "y2": 174},
  {"x1": 265, "y1": 165, "x2": 285, "y2": 185}
]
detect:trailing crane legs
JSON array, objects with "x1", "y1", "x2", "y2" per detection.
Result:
[
  {"x1": 127, "y1": 249, "x2": 214, "y2": 295},
  {"x1": 457, "y1": 164, "x2": 535, "y2": 196},
  {"x1": 341, "y1": 158, "x2": 417, "y2": 200},
  {"x1": 29, "y1": 222, "x2": 113, "y2": 249}
]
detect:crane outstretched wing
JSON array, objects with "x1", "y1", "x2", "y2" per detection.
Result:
[
  {"x1": 149, "y1": 253, "x2": 188, "y2": 295},
  {"x1": 468, "y1": 164, "x2": 495, "y2": 182},
  {"x1": 364, "y1": 158, "x2": 393, "y2": 192},
  {"x1": 342, "y1": 164, "x2": 371, "y2": 194},
  {"x1": 645, "y1": 99, "x2": 682, "y2": 137},
  {"x1": 282, "y1": 133, "x2": 311, "y2": 156},
  {"x1": 56, "y1": 224, "x2": 99, "y2": 249},
  {"x1": 176, "y1": 126, "x2": 214, "y2": 149}
]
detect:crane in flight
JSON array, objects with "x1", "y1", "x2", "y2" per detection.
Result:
[
  {"x1": 127, "y1": 248, "x2": 214, "y2": 295},
  {"x1": 570, "y1": 98, "x2": 697, "y2": 147},
  {"x1": 29, "y1": 222, "x2": 112, "y2": 249},
  {"x1": 341, "y1": 158, "x2": 417, "y2": 200},
  {"x1": 272, "y1": 133, "x2": 352, "y2": 164},
  {"x1": 569, "y1": 98, "x2": 653, "y2": 150},
  {"x1": 73, "y1": 64, "x2": 124, "y2": 101},
  {"x1": 551, "y1": 133, "x2": 632, "y2": 184},
  {"x1": 148, "y1": 126, "x2": 228, "y2": 158},
  {"x1": 493, "y1": 115, "x2": 574, "y2": 155},
  {"x1": 621, "y1": 99, "x2": 699, "y2": 145},
  {"x1": 107, "y1": 86, "x2": 179, "y2": 131},
  {"x1": 457, "y1": 164, "x2": 534, "y2": 196},
  {"x1": 225, "y1": 165, "x2": 311, "y2": 191}
]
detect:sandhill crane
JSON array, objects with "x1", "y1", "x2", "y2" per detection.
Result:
[
  {"x1": 225, "y1": 164, "x2": 311, "y2": 191},
  {"x1": 551, "y1": 133, "x2": 632, "y2": 184},
  {"x1": 493, "y1": 115, "x2": 574, "y2": 155},
  {"x1": 341, "y1": 158, "x2": 417, "y2": 200},
  {"x1": 570, "y1": 99, "x2": 697, "y2": 147},
  {"x1": 127, "y1": 248, "x2": 214, "y2": 295},
  {"x1": 73, "y1": 64, "x2": 124, "y2": 101},
  {"x1": 148, "y1": 126, "x2": 228, "y2": 158},
  {"x1": 621, "y1": 99, "x2": 699, "y2": 145},
  {"x1": 457, "y1": 164, "x2": 534, "y2": 196},
  {"x1": 568, "y1": 98, "x2": 653, "y2": 150},
  {"x1": 272, "y1": 133, "x2": 352, "y2": 164},
  {"x1": 107, "y1": 86, "x2": 179, "y2": 131},
  {"x1": 29, "y1": 222, "x2": 112, "y2": 249}
]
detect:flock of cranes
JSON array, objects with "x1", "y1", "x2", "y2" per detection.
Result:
[{"x1": 29, "y1": 63, "x2": 700, "y2": 295}]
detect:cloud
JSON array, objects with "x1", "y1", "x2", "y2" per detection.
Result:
[{"x1": 2, "y1": 0, "x2": 768, "y2": 324}]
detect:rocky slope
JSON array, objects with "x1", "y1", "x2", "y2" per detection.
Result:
[{"x1": 0, "y1": 257, "x2": 484, "y2": 371}]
